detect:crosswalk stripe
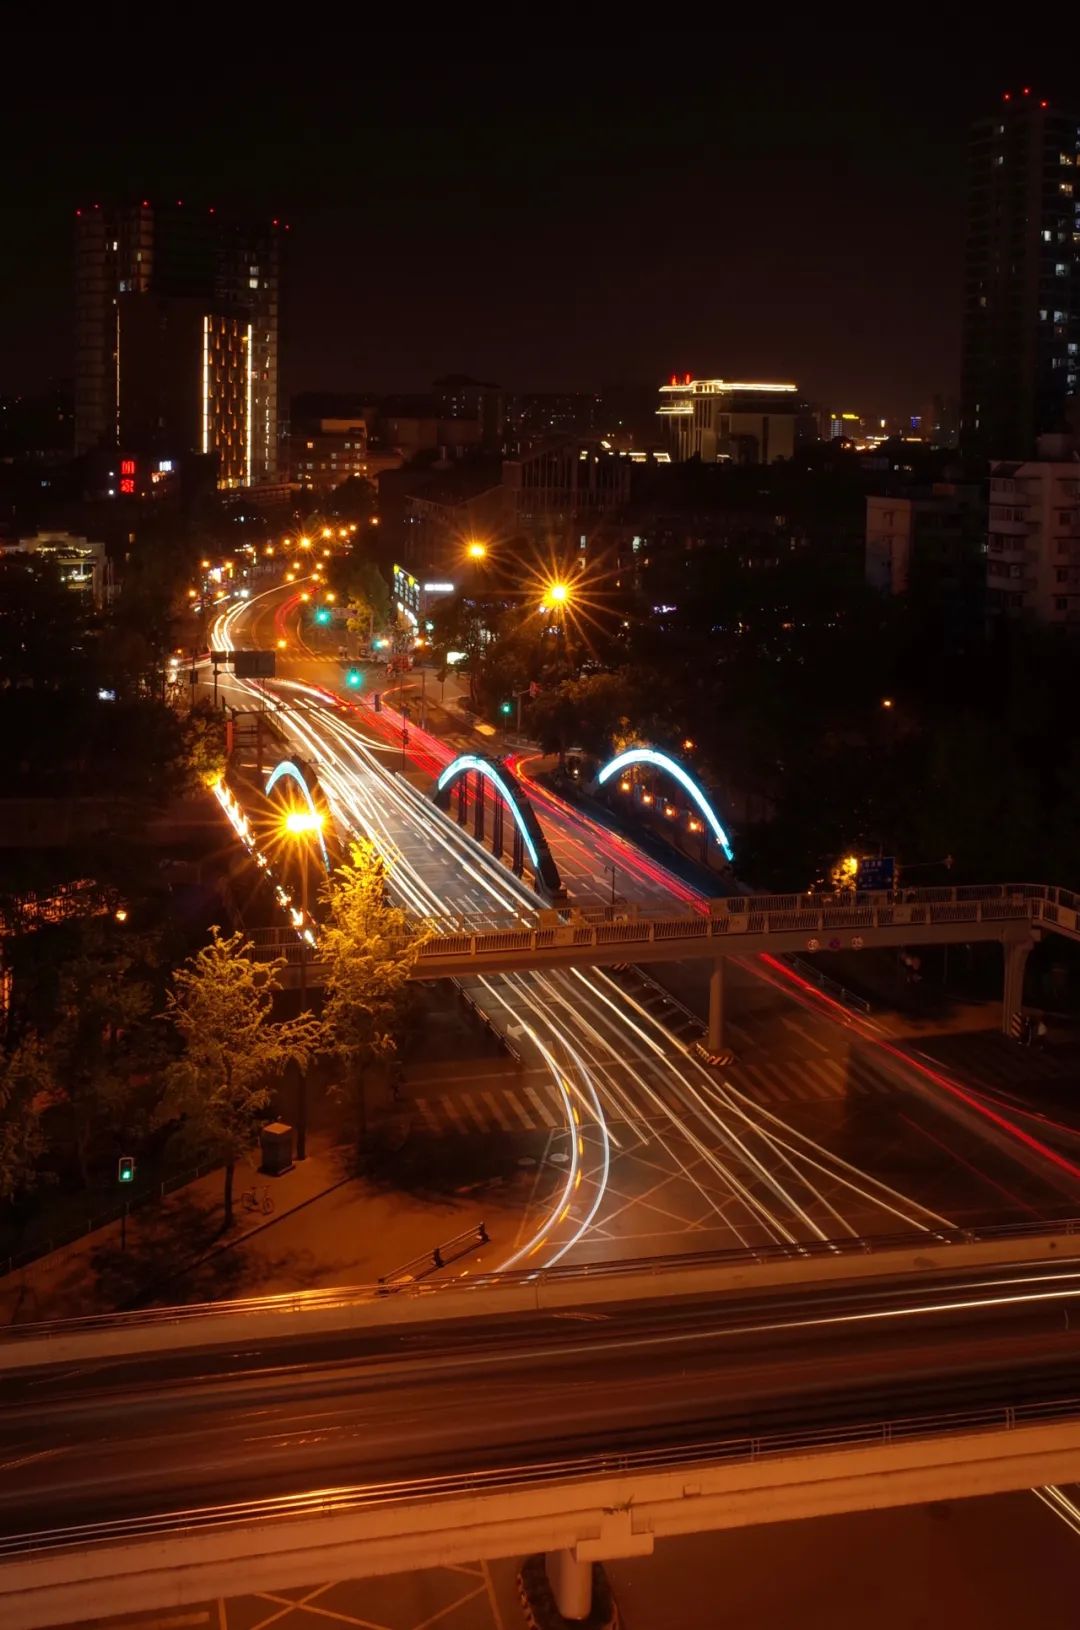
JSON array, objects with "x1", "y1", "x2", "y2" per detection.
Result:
[
  {"x1": 481, "y1": 1090, "x2": 514, "y2": 1131},
  {"x1": 439, "y1": 1095, "x2": 469, "y2": 1133},
  {"x1": 525, "y1": 1086, "x2": 559, "y2": 1127},
  {"x1": 459, "y1": 1093, "x2": 490, "y2": 1132},
  {"x1": 505, "y1": 1093, "x2": 538, "y2": 1130},
  {"x1": 738, "y1": 1062, "x2": 781, "y2": 1103},
  {"x1": 413, "y1": 1097, "x2": 441, "y2": 1132},
  {"x1": 802, "y1": 1060, "x2": 844, "y2": 1095}
]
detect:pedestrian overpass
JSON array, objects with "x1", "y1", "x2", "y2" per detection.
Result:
[{"x1": 256, "y1": 881, "x2": 1080, "y2": 1049}]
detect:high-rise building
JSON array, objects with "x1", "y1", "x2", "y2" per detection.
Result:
[
  {"x1": 656, "y1": 376, "x2": 799, "y2": 464},
  {"x1": 987, "y1": 434, "x2": 1080, "y2": 623},
  {"x1": 961, "y1": 91, "x2": 1080, "y2": 459},
  {"x1": 74, "y1": 202, "x2": 282, "y2": 487}
]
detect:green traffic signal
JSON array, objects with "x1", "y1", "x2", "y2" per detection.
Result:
[
  {"x1": 346, "y1": 668, "x2": 363, "y2": 688},
  {"x1": 118, "y1": 1156, "x2": 135, "y2": 1184},
  {"x1": 500, "y1": 701, "x2": 513, "y2": 716},
  {"x1": 314, "y1": 607, "x2": 332, "y2": 625}
]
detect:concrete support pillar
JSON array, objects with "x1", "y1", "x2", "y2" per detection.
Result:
[
  {"x1": 545, "y1": 1549, "x2": 592, "y2": 1621},
  {"x1": 1002, "y1": 934, "x2": 1034, "y2": 1036},
  {"x1": 708, "y1": 958, "x2": 725, "y2": 1053},
  {"x1": 512, "y1": 824, "x2": 525, "y2": 877},
  {"x1": 456, "y1": 774, "x2": 468, "y2": 825}
]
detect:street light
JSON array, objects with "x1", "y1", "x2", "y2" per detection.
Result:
[
  {"x1": 466, "y1": 540, "x2": 487, "y2": 560},
  {"x1": 281, "y1": 808, "x2": 325, "y2": 1160},
  {"x1": 283, "y1": 810, "x2": 324, "y2": 835}
]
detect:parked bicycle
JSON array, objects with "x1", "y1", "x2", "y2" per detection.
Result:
[{"x1": 240, "y1": 1184, "x2": 274, "y2": 1215}]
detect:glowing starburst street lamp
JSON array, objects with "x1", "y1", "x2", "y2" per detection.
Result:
[
  {"x1": 282, "y1": 809, "x2": 324, "y2": 836},
  {"x1": 466, "y1": 540, "x2": 487, "y2": 560}
]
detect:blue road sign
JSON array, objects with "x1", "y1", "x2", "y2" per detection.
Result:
[{"x1": 856, "y1": 857, "x2": 896, "y2": 891}]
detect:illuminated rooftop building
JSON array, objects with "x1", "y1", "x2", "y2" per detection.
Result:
[
  {"x1": 75, "y1": 201, "x2": 283, "y2": 488},
  {"x1": 657, "y1": 375, "x2": 799, "y2": 464}
]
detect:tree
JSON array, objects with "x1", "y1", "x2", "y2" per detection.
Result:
[
  {"x1": 0, "y1": 1036, "x2": 50, "y2": 1205},
  {"x1": 330, "y1": 553, "x2": 391, "y2": 644},
  {"x1": 181, "y1": 699, "x2": 227, "y2": 788},
  {"x1": 319, "y1": 841, "x2": 429, "y2": 1155},
  {"x1": 8, "y1": 919, "x2": 170, "y2": 1191},
  {"x1": 162, "y1": 929, "x2": 320, "y2": 1226},
  {"x1": 529, "y1": 670, "x2": 642, "y2": 760}
]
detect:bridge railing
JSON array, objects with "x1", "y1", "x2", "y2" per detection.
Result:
[
  {"x1": 2, "y1": 1391, "x2": 1079, "y2": 1558},
  {"x1": 248, "y1": 883, "x2": 1080, "y2": 971}
]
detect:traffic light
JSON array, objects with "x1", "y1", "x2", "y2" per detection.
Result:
[
  {"x1": 118, "y1": 1156, "x2": 135, "y2": 1185},
  {"x1": 499, "y1": 700, "x2": 513, "y2": 717},
  {"x1": 314, "y1": 607, "x2": 332, "y2": 626},
  {"x1": 373, "y1": 692, "x2": 382, "y2": 712},
  {"x1": 345, "y1": 668, "x2": 363, "y2": 688}
]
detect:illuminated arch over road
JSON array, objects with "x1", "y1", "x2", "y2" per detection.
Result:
[
  {"x1": 434, "y1": 754, "x2": 563, "y2": 897},
  {"x1": 597, "y1": 747, "x2": 735, "y2": 862},
  {"x1": 265, "y1": 758, "x2": 331, "y2": 871}
]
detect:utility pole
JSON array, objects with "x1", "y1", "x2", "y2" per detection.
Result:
[{"x1": 297, "y1": 838, "x2": 309, "y2": 1161}]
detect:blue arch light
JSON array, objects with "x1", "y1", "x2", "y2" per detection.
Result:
[
  {"x1": 436, "y1": 755, "x2": 541, "y2": 871},
  {"x1": 598, "y1": 748, "x2": 735, "y2": 862},
  {"x1": 265, "y1": 759, "x2": 331, "y2": 871}
]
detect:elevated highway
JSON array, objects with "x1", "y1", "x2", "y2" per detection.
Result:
[{"x1": 3, "y1": 1238, "x2": 1080, "y2": 1628}]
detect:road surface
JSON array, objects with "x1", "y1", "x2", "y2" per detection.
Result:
[{"x1": 209, "y1": 584, "x2": 1080, "y2": 1262}]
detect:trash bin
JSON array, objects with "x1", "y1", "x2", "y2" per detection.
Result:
[{"x1": 261, "y1": 1121, "x2": 294, "y2": 1176}]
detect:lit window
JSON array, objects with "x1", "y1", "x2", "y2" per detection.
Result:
[
  {"x1": 1056, "y1": 264, "x2": 1069, "y2": 276},
  {"x1": 249, "y1": 277, "x2": 258, "y2": 289},
  {"x1": 1043, "y1": 229, "x2": 1053, "y2": 241},
  {"x1": 1060, "y1": 182, "x2": 1074, "y2": 196}
]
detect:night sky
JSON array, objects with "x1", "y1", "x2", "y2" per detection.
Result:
[{"x1": 3, "y1": 33, "x2": 1078, "y2": 416}]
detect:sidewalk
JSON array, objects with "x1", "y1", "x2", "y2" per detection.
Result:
[{"x1": 0, "y1": 1129, "x2": 536, "y2": 1326}]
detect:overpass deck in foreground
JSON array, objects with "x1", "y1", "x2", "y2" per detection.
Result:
[{"x1": 3, "y1": 1227, "x2": 1080, "y2": 1628}]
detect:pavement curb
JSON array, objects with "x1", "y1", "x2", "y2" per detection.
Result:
[{"x1": 122, "y1": 1159, "x2": 357, "y2": 1309}]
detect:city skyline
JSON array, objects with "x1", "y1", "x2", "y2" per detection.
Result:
[{"x1": 2, "y1": 37, "x2": 1077, "y2": 415}]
